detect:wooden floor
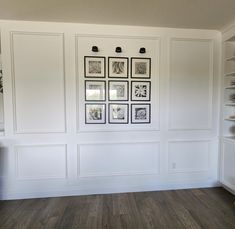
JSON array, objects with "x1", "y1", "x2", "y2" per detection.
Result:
[{"x1": 0, "y1": 188, "x2": 235, "y2": 229}]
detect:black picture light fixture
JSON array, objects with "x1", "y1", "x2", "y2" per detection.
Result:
[
  {"x1": 92, "y1": 46, "x2": 99, "y2": 52},
  {"x1": 139, "y1": 47, "x2": 146, "y2": 53},
  {"x1": 115, "y1": 47, "x2": 122, "y2": 53}
]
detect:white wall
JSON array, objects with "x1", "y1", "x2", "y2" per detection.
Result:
[{"x1": 0, "y1": 20, "x2": 221, "y2": 200}]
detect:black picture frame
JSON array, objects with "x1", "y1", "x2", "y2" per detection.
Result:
[
  {"x1": 108, "y1": 103, "x2": 129, "y2": 124},
  {"x1": 108, "y1": 80, "x2": 129, "y2": 101},
  {"x1": 131, "y1": 57, "x2": 151, "y2": 79},
  {"x1": 85, "y1": 80, "x2": 106, "y2": 101},
  {"x1": 85, "y1": 103, "x2": 106, "y2": 124},
  {"x1": 108, "y1": 57, "x2": 129, "y2": 78},
  {"x1": 84, "y1": 56, "x2": 106, "y2": 78},
  {"x1": 131, "y1": 81, "x2": 151, "y2": 101},
  {"x1": 131, "y1": 104, "x2": 151, "y2": 124}
]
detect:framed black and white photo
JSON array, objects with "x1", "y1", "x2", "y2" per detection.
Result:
[
  {"x1": 85, "y1": 103, "x2": 106, "y2": 124},
  {"x1": 131, "y1": 58, "x2": 151, "y2": 79},
  {"x1": 131, "y1": 81, "x2": 151, "y2": 101},
  {"x1": 109, "y1": 103, "x2": 129, "y2": 124},
  {"x1": 108, "y1": 80, "x2": 128, "y2": 101},
  {"x1": 131, "y1": 104, "x2": 151, "y2": 124},
  {"x1": 85, "y1": 80, "x2": 106, "y2": 101},
  {"x1": 84, "y1": 56, "x2": 105, "y2": 78},
  {"x1": 108, "y1": 57, "x2": 128, "y2": 78}
]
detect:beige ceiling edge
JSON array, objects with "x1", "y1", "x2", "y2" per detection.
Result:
[{"x1": 0, "y1": 19, "x2": 220, "y2": 34}]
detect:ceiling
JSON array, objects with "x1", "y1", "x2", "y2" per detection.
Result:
[{"x1": 0, "y1": 0, "x2": 235, "y2": 30}]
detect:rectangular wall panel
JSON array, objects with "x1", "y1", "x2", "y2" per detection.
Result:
[
  {"x1": 168, "y1": 141, "x2": 210, "y2": 173},
  {"x1": 222, "y1": 141, "x2": 235, "y2": 189},
  {"x1": 11, "y1": 32, "x2": 66, "y2": 133},
  {"x1": 78, "y1": 142, "x2": 159, "y2": 177},
  {"x1": 76, "y1": 35, "x2": 160, "y2": 132},
  {"x1": 16, "y1": 145, "x2": 67, "y2": 180},
  {"x1": 168, "y1": 38, "x2": 213, "y2": 130}
]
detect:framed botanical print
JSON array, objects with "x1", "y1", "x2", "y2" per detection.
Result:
[
  {"x1": 131, "y1": 58, "x2": 151, "y2": 79},
  {"x1": 84, "y1": 56, "x2": 105, "y2": 78},
  {"x1": 108, "y1": 80, "x2": 128, "y2": 101},
  {"x1": 85, "y1": 103, "x2": 106, "y2": 124},
  {"x1": 131, "y1": 81, "x2": 151, "y2": 101},
  {"x1": 85, "y1": 80, "x2": 106, "y2": 101},
  {"x1": 108, "y1": 57, "x2": 128, "y2": 78},
  {"x1": 131, "y1": 104, "x2": 151, "y2": 124},
  {"x1": 109, "y1": 103, "x2": 129, "y2": 124}
]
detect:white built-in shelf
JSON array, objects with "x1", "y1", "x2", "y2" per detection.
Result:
[
  {"x1": 224, "y1": 136, "x2": 235, "y2": 141},
  {"x1": 225, "y1": 118, "x2": 235, "y2": 121},
  {"x1": 225, "y1": 103, "x2": 235, "y2": 106},
  {"x1": 225, "y1": 86, "x2": 235, "y2": 89},
  {"x1": 226, "y1": 56, "x2": 235, "y2": 61},
  {"x1": 225, "y1": 71, "x2": 235, "y2": 77},
  {"x1": 227, "y1": 36, "x2": 235, "y2": 42}
]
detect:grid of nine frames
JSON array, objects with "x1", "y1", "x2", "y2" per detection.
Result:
[{"x1": 84, "y1": 56, "x2": 151, "y2": 125}]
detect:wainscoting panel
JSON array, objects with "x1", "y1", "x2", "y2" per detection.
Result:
[
  {"x1": 76, "y1": 35, "x2": 160, "y2": 132},
  {"x1": 78, "y1": 142, "x2": 160, "y2": 177},
  {"x1": 168, "y1": 140, "x2": 210, "y2": 173},
  {"x1": 11, "y1": 32, "x2": 66, "y2": 134},
  {"x1": 15, "y1": 144, "x2": 67, "y2": 180},
  {"x1": 168, "y1": 38, "x2": 213, "y2": 130},
  {"x1": 221, "y1": 140, "x2": 235, "y2": 190}
]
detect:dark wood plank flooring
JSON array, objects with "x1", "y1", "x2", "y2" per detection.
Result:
[{"x1": 0, "y1": 187, "x2": 235, "y2": 229}]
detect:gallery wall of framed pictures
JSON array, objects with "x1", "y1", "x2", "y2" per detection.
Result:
[
  {"x1": 77, "y1": 36, "x2": 160, "y2": 131},
  {"x1": 84, "y1": 56, "x2": 152, "y2": 125}
]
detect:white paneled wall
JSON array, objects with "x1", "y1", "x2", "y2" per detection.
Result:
[
  {"x1": 78, "y1": 142, "x2": 159, "y2": 177},
  {"x1": 221, "y1": 140, "x2": 235, "y2": 191},
  {"x1": 168, "y1": 39, "x2": 213, "y2": 130},
  {"x1": 168, "y1": 141, "x2": 210, "y2": 173},
  {"x1": 76, "y1": 35, "x2": 160, "y2": 131},
  {"x1": 11, "y1": 32, "x2": 66, "y2": 133},
  {"x1": 0, "y1": 21, "x2": 221, "y2": 200}
]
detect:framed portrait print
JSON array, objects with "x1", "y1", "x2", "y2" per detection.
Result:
[
  {"x1": 85, "y1": 103, "x2": 106, "y2": 124},
  {"x1": 131, "y1": 104, "x2": 151, "y2": 124},
  {"x1": 131, "y1": 58, "x2": 151, "y2": 79},
  {"x1": 109, "y1": 103, "x2": 129, "y2": 124},
  {"x1": 85, "y1": 80, "x2": 106, "y2": 101},
  {"x1": 108, "y1": 57, "x2": 128, "y2": 78},
  {"x1": 84, "y1": 56, "x2": 105, "y2": 78},
  {"x1": 131, "y1": 81, "x2": 151, "y2": 101},
  {"x1": 108, "y1": 80, "x2": 128, "y2": 101}
]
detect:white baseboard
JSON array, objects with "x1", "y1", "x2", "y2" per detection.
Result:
[{"x1": 0, "y1": 179, "x2": 221, "y2": 200}]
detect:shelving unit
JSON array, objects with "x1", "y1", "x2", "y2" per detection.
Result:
[
  {"x1": 0, "y1": 50, "x2": 4, "y2": 132},
  {"x1": 221, "y1": 34, "x2": 235, "y2": 194}
]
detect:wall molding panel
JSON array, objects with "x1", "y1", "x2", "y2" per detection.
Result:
[
  {"x1": 167, "y1": 140, "x2": 210, "y2": 174},
  {"x1": 10, "y1": 31, "x2": 67, "y2": 134},
  {"x1": 168, "y1": 38, "x2": 214, "y2": 131},
  {"x1": 77, "y1": 142, "x2": 160, "y2": 178},
  {"x1": 15, "y1": 144, "x2": 68, "y2": 180},
  {"x1": 221, "y1": 140, "x2": 235, "y2": 191},
  {"x1": 75, "y1": 34, "x2": 160, "y2": 132}
]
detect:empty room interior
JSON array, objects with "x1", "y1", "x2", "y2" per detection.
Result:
[{"x1": 0, "y1": 0, "x2": 235, "y2": 228}]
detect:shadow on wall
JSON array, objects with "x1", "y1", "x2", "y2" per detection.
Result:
[{"x1": 0, "y1": 144, "x2": 8, "y2": 200}]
